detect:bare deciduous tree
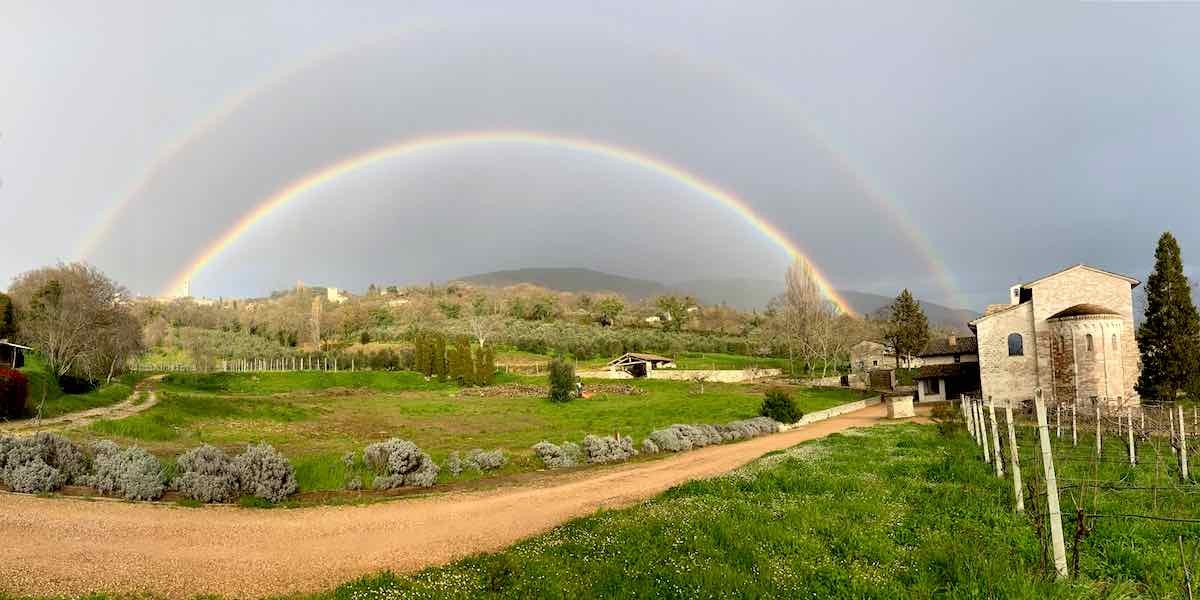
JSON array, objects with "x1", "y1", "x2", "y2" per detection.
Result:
[{"x1": 8, "y1": 262, "x2": 142, "y2": 379}]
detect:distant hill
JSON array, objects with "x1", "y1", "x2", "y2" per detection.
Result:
[
  {"x1": 454, "y1": 267, "x2": 977, "y2": 331},
  {"x1": 456, "y1": 268, "x2": 671, "y2": 299}
]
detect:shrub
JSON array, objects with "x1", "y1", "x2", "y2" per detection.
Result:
[
  {"x1": 641, "y1": 438, "x2": 659, "y2": 454},
  {"x1": 233, "y1": 443, "x2": 297, "y2": 503},
  {"x1": 0, "y1": 433, "x2": 87, "y2": 492},
  {"x1": 0, "y1": 367, "x2": 28, "y2": 419},
  {"x1": 173, "y1": 445, "x2": 240, "y2": 503},
  {"x1": 465, "y1": 448, "x2": 506, "y2": 471},
  {"x1": 364, "y1": 438, "x2": 439, "y2": 489},
  {"x1": 760, "y1": 388, "x2": 802, "y2": 424},
  {"x1": 90, "y1": 445, "x2": 165, "y2": 500},
  {"x1": 8, "y1": 457, "x2": 62, "y2": 493},
  {"x1": 446, "y1": 451, "x2": 463, "y2": 476},
  {"x1": 582, "y1": 434, "x2": 636, "y2": 464},
  {"x1": 532, "y1": 441, "x2": 582, "y2": 469},
  {"x1": 547, "y1": 357, "x2": 576, "y2": 403}
]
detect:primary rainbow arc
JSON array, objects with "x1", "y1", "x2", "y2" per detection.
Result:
[{"x1": 161, "y1": 130, "x2": 856, "y2": 314}]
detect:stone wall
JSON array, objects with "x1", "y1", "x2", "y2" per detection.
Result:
[
  {"x1": 1049, "y1": 316, "x2": 1129, "y2": 406},
  {"x1": 577, "y1": 369, "x2": 783, "y2": 383},
  {"x1": 976, "y1": 302, "x2": 1039, "y2": 405}
]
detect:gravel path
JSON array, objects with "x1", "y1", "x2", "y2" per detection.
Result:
[
  {"x1": 0, "y1": 375, "x2": 162, "y2": 436},
  {"x1": 0, "y1": 404, "x2": 900, "y2": 598}
]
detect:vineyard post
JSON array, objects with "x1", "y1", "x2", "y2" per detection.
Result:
[
  {"x1": 963, "y1": 398, "x2": 975, "y2": 441},
  {"x1": 1096, "y1": 402, "x2": 1103, "y2": 458},
  {"x1": 989, "y1": 397, "x2": 1004, "y2": 477},
  {"x1": 1034, "y1": 390, "x2": 1068, "y2": 578},
  {"x1": 1127, "y1": 406, "x2": 1136, "y2": 466},
  {"x1": 1072, "y1": 403, "x2": 1078, "y2": 447},
  {"x1": 1005, "y1": 400, "x2": 1024, "y2": 512},
  {"x1": 977, "y1": 400, "x2": 991, "y2": 464},
  {"x1": 1180, "y1": 405, "x2": 1190, "y2": 481},
  {"x1": 1056, "y1": 404, "x2": 1062, "y2": 439}
]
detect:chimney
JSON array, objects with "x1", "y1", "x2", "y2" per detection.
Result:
[{"x1": 948, "y1": 335, "x2": 957, "y2": 348}]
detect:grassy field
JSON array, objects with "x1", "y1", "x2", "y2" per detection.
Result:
[
  {"x1": 73, "y1": 371, "x2": 864, "y2": 493},
  {"x1": 313, "y1": 422, "x2": 1191, "y2": 599},
  {"x1": 15, "y1": 355, "x2": 139, "y2": 420}
]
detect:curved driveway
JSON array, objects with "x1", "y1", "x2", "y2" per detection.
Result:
[{"x1": 1, "y1": 405, "x2": 892, "y2": 598}]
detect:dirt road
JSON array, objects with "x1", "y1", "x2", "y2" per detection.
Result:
[
  {"x1": 0, "y1": 405, "x2": 897, "y2": 598},
  {"x1": 1, "y1": 375, "x2": 162, "y2": 435}
]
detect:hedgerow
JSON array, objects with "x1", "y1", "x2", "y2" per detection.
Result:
[{"x1": 0, "y1": 367, "x2": 28, "y2": 419}]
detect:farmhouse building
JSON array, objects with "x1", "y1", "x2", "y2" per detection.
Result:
[
  {"x1": 606, "y1": 352, "x2": 676, "y2": 378},
  {"x1": 914, "y1": 335, "x2": 979, "y2": 402},
  {"x1": 969, "y1": 264, "x2": 1141, "y2": 409},
  {"x1": 850, "y1": 340, "x2": 920, "y2": 371}
]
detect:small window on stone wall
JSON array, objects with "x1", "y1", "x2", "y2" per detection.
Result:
[
  {"x1": 1112, "y1": 334, "x2": 1117, "y2": 349},
  {"x1": 1007, "y1": 333, "x2": 1024, "y2": 356},
  {"x1": 1086, "y1": 334, "x2": 1094, "y2": 352}
]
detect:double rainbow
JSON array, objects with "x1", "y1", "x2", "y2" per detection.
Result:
[{"x1": 160, "y1": 130, "x2": 856, "y2": 314}]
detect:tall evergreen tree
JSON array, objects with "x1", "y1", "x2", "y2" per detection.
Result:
[
  {"x1": 885, "y1": 289, "x2": 930, "y2": 369},
  {"x1": 433, "y1": 333, "x2": 448, "y2": 383},
  {"x1": 1136, "y1": 232, "x2": 1200, "y2": 402}
]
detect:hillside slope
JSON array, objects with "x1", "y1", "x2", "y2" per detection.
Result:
[{"x1": 454, "y1": 268, "x2": 977, "y2": 330}]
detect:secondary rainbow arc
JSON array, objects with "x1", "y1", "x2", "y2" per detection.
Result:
[{"x1": 161, "y1": 131, "x2": 857, "y2": 315}]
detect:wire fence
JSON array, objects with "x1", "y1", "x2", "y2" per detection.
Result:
[{"x1": 956, "y1": 393, "x2": 1200, "y2": 596}]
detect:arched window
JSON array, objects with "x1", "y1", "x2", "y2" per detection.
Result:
[
  {"x1": 1086, "y1": 334, "x2": 1094, "y2": 352},
  {"x1": 1007, "y1": 333, "x2": 1024, "y2": 356},
  {"x1": 1112, "y1": 334, "x2": 1118, "y2": 349}
]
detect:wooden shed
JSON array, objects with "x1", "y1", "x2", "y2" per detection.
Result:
[
  {"x1": 606, "y1": 352, "x2": 676, "y2": 378},
  {"x1": 0, "y1": 339, "x2": 31, "y2": 369}
]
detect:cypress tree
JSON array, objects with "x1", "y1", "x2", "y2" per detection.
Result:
[
  {"x1": 1136, "y1": 232, "x2": 1200, "y2": 402},
  {"x1": 885, "y1": 289, "x2": 930, "y2": 369},
  {"x1": 433, "y1": 333, "x2": 448, "y2": 383}
]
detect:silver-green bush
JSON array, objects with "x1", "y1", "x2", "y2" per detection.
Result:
[
  {"x1": 466, "y1": 448, "x2": 507, "y2": 471},
  {"x1": 532, "y1": 441, "x2": 572, "y2": 469},
  {"x1": 233, "y1": 443, "x2": 296, "y2": 503},
  {"x1": 641, "y1": 438, "x2": 660, "y2": 454},
  {"x1": 446, "y1": 451, "x2": 463, "y2": 476},
  {"x1": 582, "y1": 434, "x2": 636, "y2": 464},
  {"x1": 364, "y1": 438, "x2": 439, "y2": 489},
  {"x1": 0, "y1": 433, "x2": 86, "y2": 491},
  {"x1": 173, "y1": 444, "x2": 240, "y2": 503},
  {"x1": 8, "y1": 458, "x2": 62, "y2": 493},
  {"x1": 91, "y1": 445, "x2": 165, "y2": 500}
]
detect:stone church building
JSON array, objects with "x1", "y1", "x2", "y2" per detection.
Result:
[{"x1": 969, "y1": 264, "x2": 1141, "y2": 409}]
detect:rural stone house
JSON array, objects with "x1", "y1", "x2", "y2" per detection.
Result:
[
  {"x1": 914, "y1": 335, "x2": 980, "y2": 402},
  {"x1": 969, "y1": 264, "x2": 1141, "y2": 410},
  {"x1": 850, "y1": 340, "x2": 920, "y2": 371}
]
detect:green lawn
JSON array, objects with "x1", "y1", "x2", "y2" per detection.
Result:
[
  {"x1": 15, "y1": 355, "x2": 138, "y2": 419},
  {"x1": 314, "y1": 423, "x2": 1186, "y2": 599},
  {"x1": 72, "y1": 371, "x2": 864, "y2": 493}
]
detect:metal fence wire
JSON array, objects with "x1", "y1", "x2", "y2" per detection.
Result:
[{"x1": 955, "y1": 393, "x2": 1200, "y2": 596}]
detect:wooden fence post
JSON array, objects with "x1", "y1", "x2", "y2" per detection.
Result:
[
  {"x1": 1180, "y1": 406, "x2": 1190, "y2": 482},
  {"x1": 1072, "y1": 403, "x2": 1078, "y2": 447},
  {"x1": 989, "y1": 397, "x2": 1004, "y2": 477},
  {"x1": 963, "y1": 398, "x2": 975, "y2": 440},
  {"x1": 1056, "y1": 404, "x2": 1062, "y2": 439},
  {"x1": 1096, "y1": 402, "x2": 1103, "y2": 458},
  {"x1": 1034, "y1": 390, "x2": 1069, "y2": 579},
  {"x1": 1128, "y1": 406, "x2": 1136, "y2": 466},
  {"x1": 977, "y1": 400, "x2": 991, "y2": 464},
  {"x1": 1005, "y1": 401, "x2": 1024, "y2": 512}
]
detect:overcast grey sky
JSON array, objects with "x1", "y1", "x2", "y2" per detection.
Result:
[{"x1": 3, "y1": 1, "x2": 1198, "y2": 309}]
